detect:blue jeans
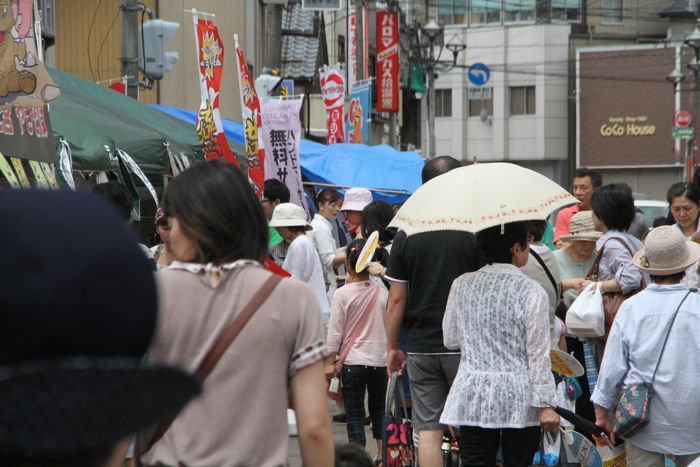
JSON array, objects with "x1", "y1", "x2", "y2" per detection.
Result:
[{"x1": 341, "y1": 364, "x2": 388, "y2": 445}]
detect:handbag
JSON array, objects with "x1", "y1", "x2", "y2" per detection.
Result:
[
  {"x1": 586, "y1": 237, "x2": 646, "y2": 332},
  {"x1": 382, "y1": 372, "x2": 415, "y2": 466},
  {"x1": 613, "y1": 289, "x2": 695, "y2": 439},
  {"x1": 137, "y1": 273, "x2": 282, "y2": 460},
  {"x1": 328, "y1": 286, "x2": 382, "y2": 401},
  {"x1": 565, "y1": 282, "x2": 605, "y2": 337},
  {"x1": 530, "y1": 250, "x2": 568, "y2": 321}
]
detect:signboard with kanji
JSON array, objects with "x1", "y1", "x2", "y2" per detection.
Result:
[{"x1": 376, "y1": 12, "x2": 399, "y2": 112}]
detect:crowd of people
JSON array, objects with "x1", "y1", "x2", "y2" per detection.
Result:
[{"x1": 1, "y1": 157, "x2": 700, "y2": 467}]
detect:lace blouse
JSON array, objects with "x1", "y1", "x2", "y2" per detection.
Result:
[{"x1": 440, "y1": 263, "x2": 557, "y2": 428}]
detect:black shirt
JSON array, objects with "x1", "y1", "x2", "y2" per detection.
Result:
[{"x1": 386, "y1": 229, "x2": 481, "y2": 353}]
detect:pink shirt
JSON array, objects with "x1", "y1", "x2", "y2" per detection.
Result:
[
  {"x1": 326, "y1": 281, "x2": 388, "y2": 367},
  {"x1": 554, "y1": 204, "x2": 581, "y2": 243}
]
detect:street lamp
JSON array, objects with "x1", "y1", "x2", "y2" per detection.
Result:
[{"x1": 418, "y1": 21, "x2": 465, "y2": 159}]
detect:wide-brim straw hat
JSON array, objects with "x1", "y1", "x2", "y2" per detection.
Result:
[
  {"x1": 559, "y1": 210, "x2": 602, "y2": 242},
  {"x1": 0, "y1": 190, "x2": 200, "y2": 458},
  {"x1": 269, "y1": 202, "x2": 312, "y2": 230},
  {"x1": 633, "y1": 225, "x2": 700, "y2": 275},
  {"x1": 341, "y1": 187, "x2": 372, "y2": 212}
]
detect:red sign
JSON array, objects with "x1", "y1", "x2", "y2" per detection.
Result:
[
  {"x1": 675, "y1": 109, "x2": 693, "y2": 128},
  {"x1": 376, "y1": 12, "x2": 399, "y2": 112},
  {"x1": 320, "y1": 67, "x2": 345, "y2": 144},
  {"x1": 195, "y1": 18, "x2": 239, "y2": 168}
]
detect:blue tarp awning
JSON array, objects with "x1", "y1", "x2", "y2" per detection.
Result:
[{"x1": 151, "y1": 104, "x2": 423, "y2": 204}]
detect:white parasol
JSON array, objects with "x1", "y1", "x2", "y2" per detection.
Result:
[{"x1": 389, "y1": 162, "x2": 578, "y2": 235}]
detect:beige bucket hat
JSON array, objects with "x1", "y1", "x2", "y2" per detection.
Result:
[
  {"x1": 559, "y1": 211, "x2": 602, "y2": 242},
  {"x1": 269, "y1": 203, "x2": 312, "y2": 230},
  {"x1": 341, "y1": 188, "x2": 373, "y2": 212},
  {"x1": 633, "y1": 225, "x2": 700, "y2": 275}
]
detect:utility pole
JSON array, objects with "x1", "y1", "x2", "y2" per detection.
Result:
[
  {"x1": 388, "y1": 0, "x2": 398, "y2": 148},
  {"x1": 426, "y1": 65, "x2": 436, "y2": 158},
  {"x1": 265, "y1": 3, "x2": 282, "y2": 70},
  {"x1": 120, "y1": 0, "x2": 139, "y2": 99}
]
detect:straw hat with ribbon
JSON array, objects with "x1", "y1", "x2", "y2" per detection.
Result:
[
  {"x1": 633, "y1": 225, "x2": 700, "y2": 275},
  {"x1": 559, "y1": 211, "x2": 602, "y2": 243}
]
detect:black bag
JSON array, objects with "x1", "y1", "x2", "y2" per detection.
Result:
[{"x1": 382, "y1": 372, "x2": 415, "y2": 466}]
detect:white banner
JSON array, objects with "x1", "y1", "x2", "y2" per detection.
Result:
[
  {"x1": 346, "y1": 0, "x2": 356, "y2": 95},
  {"x1": 261, "y1": 98, "x2": 309, "y2": 216}
]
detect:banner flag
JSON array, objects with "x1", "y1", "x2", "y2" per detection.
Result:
[
  {"x1": 376, "y1": 11, "x2": 399, "y2": 112},
  {"x1": 39, "y1": 162, "x2": 59, "y2": 188},
  {"x1": 0, "y1": 153, "x2": 20, "y2": 187},
  {"x1": 234, "y1": 34, "x2": 266, "y2": 197},
  {"x1": 320, "y1": 66, "x2": 346, "y2": 144},
  {"x1": 192, "y1": 12, "x2": 239, "y2": 167},
  {"x1": 261, "y1": 98, "x2": 309, "y2": 215},
  {"x1": 28, "y1": 160, "x2": 48, "y2": 188},
  {"x1": 346, "y1": 82, "x2": 371, "y2": 144},
  {"x1": 10, "y1": 157, "x2": 30, "y2": 188},
  {"x1": 346, "y1": 0, "x2": 356, "y2": 94}
]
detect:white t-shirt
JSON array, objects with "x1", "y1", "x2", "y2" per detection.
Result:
[
  {"x1": 308, "y1": 214, "x2": 338, "y2": 302},
  {"x1": 282, "y1": 234, "x2": 330, "y2": 315}
]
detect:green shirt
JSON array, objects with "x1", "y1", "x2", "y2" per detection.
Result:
[{"x1": 269, "y1": 226, "x2": 283, "y2": 246}]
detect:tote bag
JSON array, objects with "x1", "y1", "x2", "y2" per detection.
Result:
[
  {"x1": 382, "y1": 372, "x2": 415, "y2": 466},
  {"x1": 565, "y1": 282, "x2": 605, "y2": 337}
]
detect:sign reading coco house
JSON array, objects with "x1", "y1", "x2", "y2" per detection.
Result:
[{"x1": 578, "y1": 46, "x2": 675, "y2": 167}]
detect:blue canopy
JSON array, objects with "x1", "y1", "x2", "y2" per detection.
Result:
[{"x1": 151, "y1": 104, "x2": 423, "y2": 204}]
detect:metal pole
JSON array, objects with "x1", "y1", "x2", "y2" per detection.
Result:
[
  {"x1": 120, "y1": 0, "x2": 139, "y2": 99},
  {"x1": 265, "y1": 4, "x2": 282, "y2": 70},
  {"x1": 691, "y1": 55, "x2": 699, "y2": 182},
  {"x1": 427, "y1": 62, "x2": 436, "y2": 159},
  {"x1": 389, "y1": 112, "x2": 397, "y2": 148}
]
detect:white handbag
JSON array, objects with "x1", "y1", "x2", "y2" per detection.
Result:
[{"x1": 565, "y1": 282, "x2": 605, "y2": 337}]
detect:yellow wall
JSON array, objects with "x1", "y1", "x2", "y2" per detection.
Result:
[{"x1": 55, "y1": 0, "x2": 158, "y2": 104}]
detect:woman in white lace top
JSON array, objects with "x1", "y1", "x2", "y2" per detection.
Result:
[{"x1": 440, "y1": 221, "x2": 559, "y2": 467}]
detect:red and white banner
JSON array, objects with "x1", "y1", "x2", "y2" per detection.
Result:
[
  {"x1": 193, "y1": 14, "x2": 239, "y2": 167},
  {"x1": 320, "y1": 66, "x2": 346, "y2": 145},
  {"x1": 234, "y1": 34, "x2": 265, "y2": 197},
  {"x1": 261, "y1": 98, "x2": 309, "y2": 215},
  {"x1": 346, "y1": 0, "x2": 357, "y2": 94},
  {"x1": 376, "y1": 12, "x2": 399, "y2": 112}
]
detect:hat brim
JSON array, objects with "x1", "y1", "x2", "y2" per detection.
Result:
[
  {"x1": 559, "y1": 232, "x2": 602, "y2": 242},
  {"x1": 340, "y1": 202, "x2": 370, "y2": 212},
  {"x1": 269, "y1": 219, "x2": 312, "y2": 231},
  {"x1": 633, "y1": 241, "x2": 700, "y2": 275},
  {"x1": 0, "y1": 357, "x2": 201, "y2": 458}
]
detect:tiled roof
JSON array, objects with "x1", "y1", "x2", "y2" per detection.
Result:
[{"x1": 281, "y1": 4, "x2": 320, "y2": 79}]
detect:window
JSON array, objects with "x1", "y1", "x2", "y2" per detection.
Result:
[
  {"x1": 470, "y1": 0, "x2": 503, "y2": 25},
  {"x1": 551, "y1": 0, "x2": 582, "y2": 22},
  {"x1": 437, "y1": 0, "x2": 468, "y2": 25},
  {"x1": 469, "y1": 96, "x2": 494, "y2": 117},
  {"x1": 504, "y1": 0, "x2": 535, "y2": 23},
  {"x1": 510, "y1": 86, "x2": 536, "y2": 115},
  {"x1": 435, "y1": 89, "x2": 452, "y2": 118},
  {"x1": 601, "y1": 0, "x2": 622, "y2": 24}
]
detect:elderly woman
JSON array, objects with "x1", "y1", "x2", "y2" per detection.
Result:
[
  {"x1": 554, "y1": 211, "x2": 600, "y2": 306},
  {"x1": 593, "y1": 226, "x2": 700, "y2": 466},
  {"x1": 141, "y1": 161, "x2": 333, "y2": 466},
  {"x1": 441, "y1": 221, "x2": 559, "y2": 467}
]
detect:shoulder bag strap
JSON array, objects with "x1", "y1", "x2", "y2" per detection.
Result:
[
  {"x1": 599, "y1": 236, "x2": 647, "y2": 290},
  {"x1": 529, "y1": 249, "x2": 561, "y2": 299},
  {"x1": 586, "y1": 239, "x2": 611, "y2": 280},
  {"x1": 650, "y1": 289, "x2": 696, "y2": 388},
  {"x1": 145, "y1": 273, "x2": 283, "y2": 451},
  {"x1": 337, "y1": 286, "x2": 382, "y2": 367}
]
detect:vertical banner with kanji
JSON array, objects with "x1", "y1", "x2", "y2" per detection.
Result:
[
  {"x1": 261, "y1": 98, "x2": 309, "y2": 215},
  {"x1": 193, "y1": 13, "x2": 239, "y2": 167},
  {"x1": 234, "y1": 34, "x2": 266, "y2": 197},
  {"x1": 376, "y1": 12, "x2": 399, "y2": 112},
  {"x1": 320, "y1": 66, "x2": 346, "y2": 144},
  {"x1": 346, "y1": 0, "x2": 357, "y2": 94},
  {"x1": 346, "y1": 82, "x2": 371, "y2": 144}
]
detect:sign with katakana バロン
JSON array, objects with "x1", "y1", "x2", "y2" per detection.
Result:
[
  {"x1": 193, "y1": 14, "x2": 239, "y2": 167},
  {"x1": 320, "y1": 66, "x2": 346, "y2": 144},
  {"x1": 376, "y1": 11, "x2": 399, "y2": 112},
  {"x1": 261, "y1": 98, "x2": 309, "y2": 216},
  {"x1": 234, "y1": 34, "x2": 266, "y2": 197}
]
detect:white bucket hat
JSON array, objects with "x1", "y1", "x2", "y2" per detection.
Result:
[
  {"x1": 269, "y1": 203, "x2": 312, "y2": 231},
  {"x1": 341, "y1": 188, "x2": 373, "y2": 212},
  {"x1": 633, "y1": 225, "x2": 700, "y2": 275},
  {"x1": 559, "y1": 211, "x2": 602, "y2": 242}
]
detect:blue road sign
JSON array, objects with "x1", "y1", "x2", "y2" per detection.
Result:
[{"x1": 468, "y1": 63, "x2": 490, "y2": 86}]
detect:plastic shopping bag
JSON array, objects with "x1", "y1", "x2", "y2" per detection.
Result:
[{"x1": 565, "y1": 283, "x2": 605, "y2": 338}]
